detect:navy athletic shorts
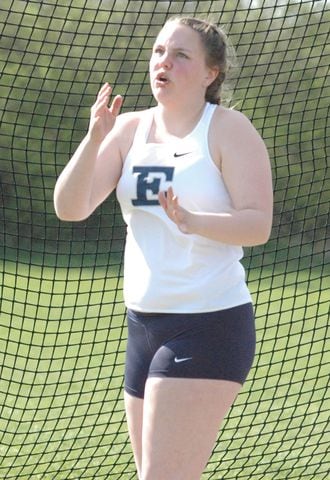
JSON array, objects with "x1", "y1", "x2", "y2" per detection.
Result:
[{"x1": 124, "y1": 303, "x2": 256, "y2": 398}]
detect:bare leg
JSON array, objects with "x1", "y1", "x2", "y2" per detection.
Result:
[
  {"x1": 141, "y1": 377, "x2": 241, "y2": 480},
  {"x1": 124, "y1": 391, "x2": 144, "y2": 479}
]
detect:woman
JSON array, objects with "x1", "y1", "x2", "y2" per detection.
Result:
[{"x1": 54, "y1": 16, "x2": 273, "y2": 480}]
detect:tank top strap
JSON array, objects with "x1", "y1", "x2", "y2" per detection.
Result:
[
  {"x1": 131, "y1": 107, "x2": 155, "y2": 148},
  {"x1": 195, "y1": 102, "x2": 217, "y2": 134}
]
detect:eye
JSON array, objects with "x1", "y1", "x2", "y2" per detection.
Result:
[
  {"x1": 153, "y1": 46, "x2": 164, "y2": 55},
  {"x1": 176, "y1": 51, "x2": 189, "y2": 59}
]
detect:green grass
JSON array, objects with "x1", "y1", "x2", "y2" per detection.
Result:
[{"x1": 0, "y1": 260, "x2": 328, "y2": 479}]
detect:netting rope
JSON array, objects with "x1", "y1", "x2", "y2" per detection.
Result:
[{"x1": 0, "y1": 1, "x2": 329, "y2": 479}]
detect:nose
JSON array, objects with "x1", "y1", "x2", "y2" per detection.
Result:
[{"x1": 159, "y1": 51, "x2": 172, "y2": 70}]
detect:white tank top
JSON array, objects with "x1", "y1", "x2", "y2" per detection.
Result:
[{"x1": 116, "y1": 102, "x2": 252, "y2": 313}]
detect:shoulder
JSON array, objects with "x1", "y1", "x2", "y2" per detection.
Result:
[
  {"x1": 211, "y1": 105, "x2": 257, "y2": 136},
  {"x1": 114, "y1": 108, "x2": 151, "y2": 133},
  {"x1": 209, "y1": 105, "x2": 267, "y2": 170},
  {"x1": 104, "y1": 108, "x2": 152, "y2": 157}
]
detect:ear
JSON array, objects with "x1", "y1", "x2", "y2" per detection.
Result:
[{"x1": 203, "y1": 66, "x2": 219, "y2": 87}]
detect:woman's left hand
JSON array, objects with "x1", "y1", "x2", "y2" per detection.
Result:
[{"x1": 158, "y1": 187, "x2": 192, "y2": 234}]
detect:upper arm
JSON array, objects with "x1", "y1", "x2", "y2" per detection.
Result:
[
  {"x1": 212, "y1": 108, "x2": 273, "y2": 220},
  {"x1": 90, "y1": 112, "x2": 139, "y2": 208}
]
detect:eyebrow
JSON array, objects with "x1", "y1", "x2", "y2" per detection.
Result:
[
  {"x1": 173, "y1": 47, "x2": 193, "y2": 53},
  {"x1": 153, "y1": 44, "x2": 193, "y2": 54}
]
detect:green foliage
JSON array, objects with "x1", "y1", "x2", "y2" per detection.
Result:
[{"x1": 0, "y1": 0, "x2": 328, "y2": 264}]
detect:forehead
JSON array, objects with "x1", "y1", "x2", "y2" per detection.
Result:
[{"x1": 155, "y1": 22, "x2": 203, "y2": 50}]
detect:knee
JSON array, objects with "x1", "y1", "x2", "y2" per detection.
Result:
[
  {"x1": 141, "y1": 464, "x2": 157, "y2": 480},
  {"x1": 141, "y1": 472, "x2": 173, "y2": 480},
  {"x1": 141, "y1": 466, "x2": 199, "y2": 480},
  {"x1": 141, "y1": 465, "x2": 169, "y2": 480}
]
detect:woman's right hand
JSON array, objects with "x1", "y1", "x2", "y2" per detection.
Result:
[{"x1": 88, "y1": 83, "x2": 123, "y2": 143}]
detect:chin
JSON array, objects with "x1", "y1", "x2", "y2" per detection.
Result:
[{"x1": 152, "y1": 89, "x2": 177, "y2": 106}]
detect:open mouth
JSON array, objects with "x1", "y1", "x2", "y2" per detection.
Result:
[{"x1": 155, "y1": 73, "x2": 169, "y2": 84}]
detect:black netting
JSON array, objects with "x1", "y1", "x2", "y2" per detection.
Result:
[{"x1": 0, "y1": 0, "x2": 329, "y2": 478}]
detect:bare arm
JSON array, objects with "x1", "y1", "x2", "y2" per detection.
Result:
[
  {"x1": 54, "y1": 83, "x2": 125, "y2": 221},
  {"x1": 159, "y1": 108, "x2": 273, "y2": 246}
]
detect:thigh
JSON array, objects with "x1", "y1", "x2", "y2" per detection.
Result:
[
  {"x1": 148, "y1": 303, "x2": 256, "y2": 385},
  {"x1": 124, "y1": 391, "x2": 144, "y2": 479},
  {"x1": 125, "y1": 309, "x2": 157, "y2": 398},
  {"x1": 142, "y1": 377, "x2": 241, "y2": 480}
]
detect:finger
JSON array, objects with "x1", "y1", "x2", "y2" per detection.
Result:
[
  {"x1": 173, "y1": 195, "x2": 179, "y2": 208},
  {"x1": 91, "y1": 97, "x2": 109, "y2": 118},
  {"x1": 94, "y1": 86, "x2": 112, "y2": 108},
  {"x1": 97, "y1": 82, "x2": 112, "y2": 98},
  {"x1": 92, "y1": 86, "x2": 111, "y2": 113},
  {"x1": 166, "y1": 187, "x2": 179, "y2": 209},
  {"x1": 167, "y1": 186, "x2": 174, "y2": 199},
  {"x1": 92, "y1": 86, "x2": 115, "y2": 115},
  {"x1": 158, "y1": 191, "x2": 168, "y2": 210},
  {"x1": 91, "y1": 93, "x2": 107, "y2": 111},
  {"x1": 110, "y1": 95, "x2": 123, "y2": 117}
]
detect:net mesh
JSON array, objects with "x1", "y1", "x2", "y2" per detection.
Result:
[{"x1": 0, "y1": 0, "x2": 329, "y2": 478}]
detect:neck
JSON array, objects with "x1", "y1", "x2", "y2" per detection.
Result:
[{"x1": 154, "y1": 100, "x2": 207, "y2": 139}]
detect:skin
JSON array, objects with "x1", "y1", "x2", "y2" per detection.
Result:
[{"x1": 54, "y1": 21, "x2": 273, "y2": 480}]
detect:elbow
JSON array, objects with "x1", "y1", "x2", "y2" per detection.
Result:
[
  {"x1": 249, "y1": 230, "x2": 271, "y2": 246},
  {"x1": 53, "y1": 196, "x2": 91, "y2": 222},
  {"x1": 54, "y1": 209, "x2": 89, "y2": 222},
  {"x1": 244, "y1": 213, "x2": 273, "y2": 247},
  {"x1": 262, "y1": 224, "x2": 273, "y2": 244},
  {"x1": 54, "y1": 206, "x2": 88, "y2": 222},
  {"x1": 54, "y1": 204, "x2": 91, "y2": 222},
  {"x1": 250, "y1": 225, "x2": 272, "y2": 246}
]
